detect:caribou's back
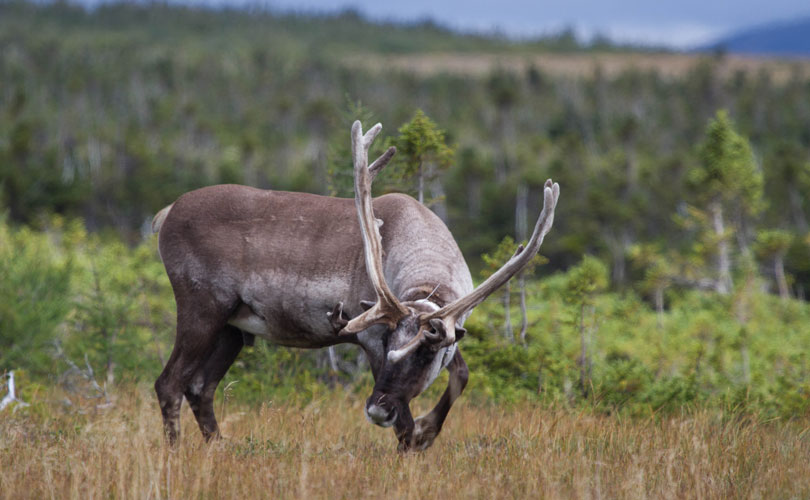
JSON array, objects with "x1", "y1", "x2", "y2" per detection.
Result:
[{"x1": 156, "y1": 184, "x2": 472, "y2": 345}]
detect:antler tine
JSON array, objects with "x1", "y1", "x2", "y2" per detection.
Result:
[
  {"x1": 388, "y1": 335, "x2": 422, "y2": 363},
  {"x1": 424, "y1": 179, "x2": 560, "y2": 345},
  {"x1": 340, "y1": 121, "x2": 409, "y2": 334},
  {"x1": 369, "y1": 146, "x2": 396, "y2": 181},
  {"x1": 362, "y1": 123, "x2": 382, "y2": 151}
]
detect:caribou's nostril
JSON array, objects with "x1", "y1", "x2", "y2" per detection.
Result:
[{"x1": 365, "y1": 404, "x2": 397, "y2": 427}]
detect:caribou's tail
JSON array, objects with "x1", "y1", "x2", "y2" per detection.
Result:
[{"x1": 151, "y1": 204, "x2": 174, "y2": 234}]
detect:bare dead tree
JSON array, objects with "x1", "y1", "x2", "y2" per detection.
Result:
[
  {"x1": 0, "y1": 371, "x2": 29, "y2": 412},
  {"x1": 54, "y1": 341, "x2": 113, "y2": 411}
]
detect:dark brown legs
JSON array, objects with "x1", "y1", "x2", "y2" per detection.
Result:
[
  {"x1": 183, "y1": 326, "x2": 244, "y2": 441},
  {"x1": 154, "y1": 292, "x2": 241, "y2": 445},
  {"x1": 394, "y1": 404, "x2": 415, "y2": 452},
  {"x1": 406, "y1": 349, "x2": 469, "y2": 451}
]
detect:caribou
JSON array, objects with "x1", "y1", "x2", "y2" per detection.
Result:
[{"x1": 152, "y1": 120, "x2": 560, "y2": 451}]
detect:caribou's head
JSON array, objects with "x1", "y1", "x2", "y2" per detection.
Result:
[
  {"x1": 352, "y1": 297, "x2": 464, "y2": 428},
  {"x1": 332, "y1": 121, "x2": 560, "y2": 433}
]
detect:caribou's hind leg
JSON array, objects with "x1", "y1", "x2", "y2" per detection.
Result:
[
  {"x1": 183, "y1": 325, "x2": 244, "y2": 441},
  {"x1": 154, "y1": 289, "x2": 235, "y2": 445}
]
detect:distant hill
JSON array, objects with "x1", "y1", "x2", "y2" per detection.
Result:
[{"x1": 703, "y1": 17, "x2": 810, "y2": 56}]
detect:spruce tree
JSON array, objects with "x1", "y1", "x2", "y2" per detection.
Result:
[{"x1": 688, "y1": 110, "x2": 763, "y2": 294}]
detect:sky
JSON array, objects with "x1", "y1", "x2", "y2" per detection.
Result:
[{"x1": 193, "y1": 0, "x2": 810, "y2": 48}]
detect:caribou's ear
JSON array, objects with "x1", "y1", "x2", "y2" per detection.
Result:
[
  {"x1": 426, "y1": 318, "x2": 446, "y2": 344},
  {"x1": 429, "y1": 318, "x2": 446, "y2": 332},
  {"x1": 360, "y1": 300, "x2": 375, "y2": 311},
  {"x1": 327, "y1": 302, "x2": 350, "y2": 331},
  {"x1": 427, "y1": 319, "x2": 466, "y2": 343}
]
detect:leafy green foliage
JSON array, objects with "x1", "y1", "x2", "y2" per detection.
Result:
[
  {"x1": 389, "y1": 110, "x2": 454, "y2": 203},
  {"x1": 564, "y1": 255, "x2": 609, "y2": 305},
  {"x1": 754, "y1": 229, "x2": 793, "y2": 258},
  {"x1": 691, "y1": 110, "x2": 764, "y2": 214},
  {"x1": 481, "y1": 236, "x2": 548, "y2": 281},
  {"x1": 0, "y1": 215, "x2": 175, "y2": 382},
  {"x1": 0, "y1": 217, "x2": 72, "y2": 376},
  {"x1": 463, "y1": 267, "x2": 810, "y2": 417}
]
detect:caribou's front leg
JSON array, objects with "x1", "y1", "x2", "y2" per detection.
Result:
[
  {"x1": 393, "y1": 404, "x2": 415, "y2": 452},
  {"x1": 410, "y1": 349, "x2": 469, "y2": 451}
]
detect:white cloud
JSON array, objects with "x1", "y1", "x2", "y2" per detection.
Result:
[{"x1": 580, "y1": 23, "x2": 724, "y2": 49}]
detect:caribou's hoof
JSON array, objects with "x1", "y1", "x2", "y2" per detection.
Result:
[
  {"x1": 396, "y1": 417, "x2": 438, "y2": 452},
  {"x1": 410, "y1": 416, "x2": 439, "y2": 451},
  {"x1": 395, "y1": 428, "x2": 415, "y2": 453}
]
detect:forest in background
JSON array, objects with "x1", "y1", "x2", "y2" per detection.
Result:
[{"x1": 3, "y1": 1, "x2": 810, "y2": 418}]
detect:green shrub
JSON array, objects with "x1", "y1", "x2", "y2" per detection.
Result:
[{"x1": 0, "y1": 217, "x2": 72, "y2": 377}]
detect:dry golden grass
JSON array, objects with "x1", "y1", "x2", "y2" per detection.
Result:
[
  {"x1": 2, "y1": 388, "x2": 810, "y2": 499},
  {"x1": 345, "y1": 51, "x2": 810, "y2": 83}
]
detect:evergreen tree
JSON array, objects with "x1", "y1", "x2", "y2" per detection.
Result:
[
  {"x1": 564, "y1": 256, "x2": 608, "y2": 397},
  {"x1": 688, "y1": 110, "x2": 764, "y2": 294},
  {"x1": 391, "y1": 110, "x2": 454, "y2": 205}
]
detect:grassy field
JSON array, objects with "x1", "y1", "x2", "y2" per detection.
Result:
[{"x1": 2, "y1": 388, "x2": 810, "y2": 499}]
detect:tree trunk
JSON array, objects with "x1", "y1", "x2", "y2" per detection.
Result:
[
  {"x1": 518, "y1": 274, "x2": 528, "y2": 345},
  {"x1": 537, "y1": 369, "x2": 544, "y2": 394},
  {"x1": 106, "y1": 359, "x2": 116, "y2": 387},
  {"x1": 91, "y1": 265, "x2": 116, "y2": 387},
  {"x1": 654, "y1": 286, "x2": 664, "y2": 330},
  {"x1": 106, "y1": 324, "x2": 118, "y2": 387},
  {"x1": 578, "y1": 303, "x2": 588, "y2": 398},
  {"x1": 418, "y1": 161, "x2": 424, "y2": 204},
  {"x1": 503, "y1": 282, "x2": 513, "y2": 340},
  {"x1": 327, "y1": 346, "x2": 340, "y2": 386},
  {"x1": 710, "y1": 201, "x2": 732, "y2": 294},
  {"x1": 733, "y1": 205, "x2": 754, "y2": 257},
  {"x1": 774, "y1": 253, "x2": 790, "y2": 300}
]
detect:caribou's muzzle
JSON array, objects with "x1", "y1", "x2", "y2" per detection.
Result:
[{"x1": 365, "y1": 402, "x2": 397, "y2": 427}]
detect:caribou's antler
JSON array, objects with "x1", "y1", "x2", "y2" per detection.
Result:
[
  {"x1": 388, "y1": 179, "x2": 560, "y2": 362},
  {"x1": 339, "y1": 121, "x2": 408, "y2": 334}
]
